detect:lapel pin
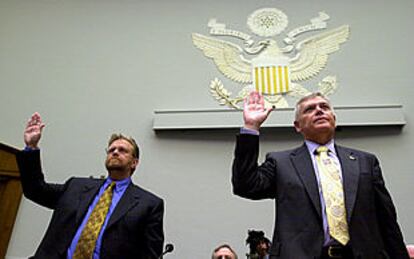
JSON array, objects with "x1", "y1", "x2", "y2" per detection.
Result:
[{"x1": 349, "y1": 155, "x2": 356, "y2": 160}]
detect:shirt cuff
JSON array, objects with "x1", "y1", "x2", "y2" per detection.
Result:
[
  {"x1": 240, "y1": 127, "x2": 260, "y2": 135},
  {"x1": 24, "y1": 146, "x2": 39, "y2": 152}
]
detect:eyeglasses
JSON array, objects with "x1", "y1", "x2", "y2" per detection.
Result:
[{"x1": 106, "y1": 146, "x2": 132, "y2": 155}]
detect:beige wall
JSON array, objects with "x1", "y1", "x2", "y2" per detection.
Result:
[{"x1": 1, "y1": 0, "x2": 413, "y2": 258}]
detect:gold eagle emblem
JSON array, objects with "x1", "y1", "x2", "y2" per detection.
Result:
[{"x1": 192, "y1": 8, "x2": 350, "y2": 108}]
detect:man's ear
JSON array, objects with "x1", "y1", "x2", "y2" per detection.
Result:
[
  {"x1": 131, "y1": 158, "x2": 139, "y2": 170},
  {"x1": 294, "y1": 120, "x2": 301, "y2": 133}
]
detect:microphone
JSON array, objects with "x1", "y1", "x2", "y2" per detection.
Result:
[{"x1": 159, "y1": 243, "x2": 174, "y2": 258}]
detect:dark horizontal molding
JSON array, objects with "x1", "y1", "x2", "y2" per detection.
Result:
[{"x1": 153, "y1": 104, "x2": 405, "y2": 130}]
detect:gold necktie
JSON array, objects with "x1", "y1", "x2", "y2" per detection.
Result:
[
  {"x1": 73, "y1": 182, "x2": 116, "y2": 259},
  {"x1": 316, "y1": 146, "x2": 350, "y2": 245}
]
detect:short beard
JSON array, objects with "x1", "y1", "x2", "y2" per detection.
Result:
[
  {"x1": 106, "y1": 163, "x2": 124, "y2": 171},
  {"x1": 105, "y1": 158, "x2": 125, "y2": 172}
]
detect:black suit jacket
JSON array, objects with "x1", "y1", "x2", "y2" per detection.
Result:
[
  {"x1": 17, "y1": 150, "x2": 164, "y2": 259},
  {"x1": 232, "y1": 134, "x2": 409, "y2": 259}
]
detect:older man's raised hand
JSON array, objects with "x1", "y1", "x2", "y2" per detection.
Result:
[{"x1": 243, "y1": 91, "x2": 273, "y2": 131}]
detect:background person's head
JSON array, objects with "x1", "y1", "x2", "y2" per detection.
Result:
[
  {"x1": 407, "y1": 245, "x2": 414, "y2": 259},
  {"x1": 212, "y1": 244, "x2": 238, "y2": 259},
  {"x1": 246, "y1": 230, "x2": 271, "y2": 257}
]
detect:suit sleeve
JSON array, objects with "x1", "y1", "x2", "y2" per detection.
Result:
[
  {"x1": 372, "y1": 156, "x2": 409, "y2": 259},
  {"x1": 144, "y1": 198, "x2": 164, "y2": 259},
  {"x1": 16, "y1": 150, "x2": 66, "y2": 209},
  {"x1": 232, "y1": 134, "x2": 278, "y2": 200}
]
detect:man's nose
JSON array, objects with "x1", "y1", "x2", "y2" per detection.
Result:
[{"x1": 315, "y1": 105, "x2": 324, "y2": 113}]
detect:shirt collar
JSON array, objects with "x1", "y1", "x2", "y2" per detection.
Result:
[
  {"x1": 305, "y1": 139, "x2": 336, "y2": 155},
  {"x1": 105, "y1": 177, "x2": 131, "y2": 192}
]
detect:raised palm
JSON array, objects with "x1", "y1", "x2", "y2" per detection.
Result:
[
  {"x1": 24, "y1": 112, "x2": 45, "y2": 148},
  {"x1": 243, "y1": 91, "x2": 273, "y2": 131}
]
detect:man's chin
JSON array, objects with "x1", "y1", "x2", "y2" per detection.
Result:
[
  {"x1": 313, "y1": 119, "x2": 331, "y2": 125},
  {"x1": 106, "y1": 164, "x2": 124, "y2": 171},
  {"x1": 314, "y1": 122, "x2": 335, "y2": 130}
]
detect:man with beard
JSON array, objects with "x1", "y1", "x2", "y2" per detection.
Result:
[
  {"x1": 232, "y1": 92, "x2": 408, "y2": 259},
  {"x1": 17, "y1": 112, "x2": 164, "y2": 259}
]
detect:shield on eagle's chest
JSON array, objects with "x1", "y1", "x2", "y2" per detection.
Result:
[{"x1": 252, "y1": 56, "x2": 290, "y2": 95}]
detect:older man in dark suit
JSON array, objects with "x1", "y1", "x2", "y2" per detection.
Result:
[
  {"x1": 232, "y1": 92, "x2": 409, "y2": 259},
  {"x1": 17, "y1": 112, "x2": 164, "y2": 259}
]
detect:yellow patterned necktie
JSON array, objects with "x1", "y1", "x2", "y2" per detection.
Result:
[
  {"x1": 315, "y1": 146, "x2": 350, "y2": 245},
  {"x1": 73, "y1": 182, "x2": 116, "y2": 259}
]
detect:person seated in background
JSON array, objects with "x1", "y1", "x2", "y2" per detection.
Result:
[
  {"x1": 407, "y1": 245, "x2": 414, "y2": 259},
  {"x1": 246, "y1": 230, "x2": 271, "y2": 259},
  {"x1": 212, "y1": 244, "x2": 238, "y2": 259}
]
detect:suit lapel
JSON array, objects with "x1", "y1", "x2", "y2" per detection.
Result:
[
  {"x1": 291, "y1": 144, "x2": 322, "y2": 218},
  {"x1": 336, "y1": 145, "x2": 359, "y2": 222},
  {"x1": 75, "y1": 180, "x2": 104, "y2": 225},
  {"x1": 106, "y1": 183, "x2": 140, "y2": 230}
]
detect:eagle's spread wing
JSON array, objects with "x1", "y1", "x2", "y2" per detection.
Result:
[
  {"x1": 192, "y1": 33, "x2": 252, "y2": 83},
  {"x1": 289, "y1": 25, "x2": 350, "y2": 81}
]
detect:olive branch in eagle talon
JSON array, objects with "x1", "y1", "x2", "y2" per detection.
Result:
[{"x1": 210, "y1": 78, "x2": 246, "y2": 109}]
